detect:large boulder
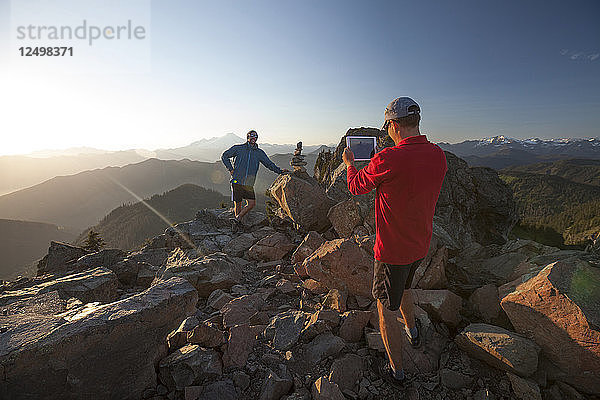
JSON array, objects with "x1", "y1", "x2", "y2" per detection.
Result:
[
  {"x1": 263, "y1": 310, "x2": 308, "y2": 350},
  {"x1": 222, "y1": 324, "x2": 256, "y2": 368},
  {"x1": 0, "y1": 277, "x2": 198, "y2": 399},
  {"x1": 154, "y1": 249, "x2": 243, "y2": 297},
  {"x1": 455, "y1": 323, "x2": 540, "y2": 377},
  {"x1": 500, "y1": 259, "x2": 600, "y2": 394},
  {"x1": 0, "y1": 266, "x2": 119, "y2": 307},
  {"x1": 302, "y1": 238, "x2": 373, "y2": 298},
  {"x1": 291, "y1": 231, "x2": 325, "y2": 266},
  {"x1": 158, "y1": 344, "x2": 222, "y2": 391},
  {"x1": 269, "y1": 172, "x2": 335, "y2": 232},
  {"x1": 36, "y1": 241, "x2": 88, "y2": 276},
  {"x1": 221, "y1": 294, "x2": 266, "y2": 329},
  {"x1": 248, "y1": 232, "x2": 295, "y2": 262},
  {"x1": 469, "y1": 284, "x2": 504, "y2": 325},
  {"x1": 412, "y1": 243, "x2": 448, "y2": 290},
  {"x1": 327, "y1": 198, "x2": 363, "y2": 238},
  {"x1": 450, "y1": 238, "x2": 563, "y2": 290},
  {"x1": 412, "y1": 289, "x2": 463, "y2": 328},
  {"x1": 434, "y1": 152, "x2": 518, "y2": 248},
  {"x1": 75, "y1": 248, "x2": 127, "y2": 271}
]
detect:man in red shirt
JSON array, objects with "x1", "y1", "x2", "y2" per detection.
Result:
[{"x1": 342, "y1": 97, "x2": 448, "y2": 386}]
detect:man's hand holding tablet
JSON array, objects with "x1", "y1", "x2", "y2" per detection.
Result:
[{"x1": 344, "y1": 136, "x2": 377, "y2": 167}]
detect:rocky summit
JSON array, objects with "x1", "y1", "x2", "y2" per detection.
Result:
[{"x1": 1, "y1": 131, "x2": 599, "y2": 400}]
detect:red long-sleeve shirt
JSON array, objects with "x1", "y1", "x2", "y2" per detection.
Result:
[{"x1": 347, "y1": 134, "x2": 447, "y2": 265}]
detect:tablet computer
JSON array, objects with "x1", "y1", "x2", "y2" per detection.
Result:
[{"x1": 346, "y1": 136, "x2": 377, "y2": 161}]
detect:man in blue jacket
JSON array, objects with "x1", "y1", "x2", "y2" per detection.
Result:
[{"x1": 221, "y1": 130, "x2": 288, "y2": 229}]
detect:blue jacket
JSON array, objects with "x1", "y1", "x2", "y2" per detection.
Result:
[{"x1": 221, "y1": 142, "x2": 283, "y2": 187}]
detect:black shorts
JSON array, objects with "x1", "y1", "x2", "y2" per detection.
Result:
[
  {"x1": 372, "y1": 258, "x2": 424, "y2": 311},
  {"x1": 231, "y1": 184, "x2": 255, "y2": 202}
]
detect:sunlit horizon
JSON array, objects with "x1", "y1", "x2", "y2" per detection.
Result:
[{"x1": 1, "y1": 0, "x2": 598, "y2": 157}]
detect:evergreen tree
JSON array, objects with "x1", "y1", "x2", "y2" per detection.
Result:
[{"x1": 83, "y1": 230, "x2": 105, "y2": 252}]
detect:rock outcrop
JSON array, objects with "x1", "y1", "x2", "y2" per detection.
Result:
[
  {"x1": 302, "y1": 237, "x2": 373, "y2": 298},
  {"x1": 501, "y1": 259, "x2": 600, "y2": 394},
  {"x1": 269, "y1": 172, "x2": 335, "y2": 232},
  {"x1": 0, "y1": 277, "x2": 198, "y2": 399},
  {"x1": 36, "y1": 241, "x2": 88, "y2": 276},
  {"x1": 0, "y1": 266, "x2": 119, "y2": 307}
]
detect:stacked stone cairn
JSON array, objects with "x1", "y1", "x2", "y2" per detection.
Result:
[{"x1": 290, "y1": 141, "x2": 307, "y2": 173}]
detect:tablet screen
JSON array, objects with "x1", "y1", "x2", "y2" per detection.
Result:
[{"x1": 346, "y1": 136, "x2": 377, "y2": 161}]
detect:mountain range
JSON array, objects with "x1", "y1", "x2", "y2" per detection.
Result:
[
  {"x1": 438, "y1": 135, "x2": 600, "y2": 169},
  {"x1": 0, "y1": 152, "x2": 321, "y2": 232},
  {"x1": 76, "y1": 184, "x2": 229, "y2": 251},
  {"x1": 1, "y1": 134, "x2": 331, "y2": 196},
  {"x1": 0, "y1": 219, "x2": 77, "y2": 280},
  {"x1": 499, "y1": 159, "x2": 600, "y2": 247}
]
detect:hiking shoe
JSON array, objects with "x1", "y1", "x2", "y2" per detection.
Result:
[
  {"x1": 230, "y1": 218, "x2": 241, "y2": 233},
  {"x1": 376, "y1": 359, "x2": 406, "y2": 390},
  {"x1": 406, "y1": 318, "x2": 422, "y2": 349}
]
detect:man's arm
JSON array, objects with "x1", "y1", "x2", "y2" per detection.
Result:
[
  {"x1": 221, "y1": 145, "x2": 237, "y2": 173},
  {"x1": 259, "y1": 150, "x2": 286, "y2": 174},
  {"x1": 343, "y1": 147, "x2": 387, "y2": 195}
]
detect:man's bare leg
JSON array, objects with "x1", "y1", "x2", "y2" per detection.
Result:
[
  {"x1": 237, "y1": 199, "x2": 256, "y2": 221},
  {"x1": 234, "y1": 201, "x2": 242, "y2": 219},
  {"x1": 377, "y1": 299, "x2": 404, "y2": 372},
  {"x1": 399, "y1": 289, "x2": 416, "y2": 330}
]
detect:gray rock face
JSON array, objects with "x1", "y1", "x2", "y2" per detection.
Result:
[
  {"x1": 76, "y1": 248, "x2": 126, "y2": 270},
  {"x1": 440, "y1": 368, "x2": 474, "y2": 389},
  {"x1": 1, "y1": 290, "x2": 67, "y2": 316},
  {"x1": 291, "y1": 231, "x2": 325, "y2": 265},
  {"x1": 0, "y1": 276, "x2": 198, "y2": 400},
  {"x1": 198, "y1": 381, "x2": 238, "y2": 400},
  {"x1": 158, "y1": 344, "x2": 223, "y2": 391},
  {"x1": 154, "y1": 249, "x2": 242, "y2": 297},
  {"x1": 269, "y1": 173, "x2": 335, "y2": 232},
  {"x1": 248, "y1": 232, "x2": 295, "y2": 262},
  {"x1": 304, "y1": 332, "x2": 345, "y2": 366},
  {"x1": 435, "y1": 152, "x2": 518, "y2": 248},
  {"x1": 264, "y1": 310, "x2": 308, "y2": 350},
  {"x1": 223, "y1": 227, "x2": 275, "y2": 258},
  {"x1": 323, "y1": 164, "x2": 375, "y2": 234},
  {"x1": 456, "y1": 323, "x2": 541, "y2": 377},
  {"x1": 36, "y1": 241, "x2": 88, "y2": 276},
  {"x1": 451, "y1": 238, "x2": 563, "y2": 290},
  {"x1": 0, "y1": 266, "x2": 118, "y2": 307},
  {"x1": 329, "y1": 354, "x2": 364, "y2": 392},
  {"x1": 221, "y1": 294, "x2": 266, "y2": 329},
  {"x1": 259, "y1": 368, "x2": 293, "y2": 400},
  {"x1": 327, "y1": 199, "x2": 363, "y2": 238}
]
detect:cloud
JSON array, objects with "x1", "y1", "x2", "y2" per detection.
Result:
[{"x1": 560, "y1": 49, "x2": 599, "y2": 61}]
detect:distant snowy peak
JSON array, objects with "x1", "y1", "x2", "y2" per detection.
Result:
[
  {"x1": 188, "y1": 132, "x2": 243, "y2": 147},
  {"x1": 477, "y1": 135, "x2": 600, "y2": 147}
]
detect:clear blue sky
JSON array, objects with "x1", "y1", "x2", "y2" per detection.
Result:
[{"x1": 0, "y1": 0, "x2": 598, "y2": 153}]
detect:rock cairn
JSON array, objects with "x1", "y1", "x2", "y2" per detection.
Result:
[{"x1": 290, "y1": 142, "x2": 307, "y2": 173}]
